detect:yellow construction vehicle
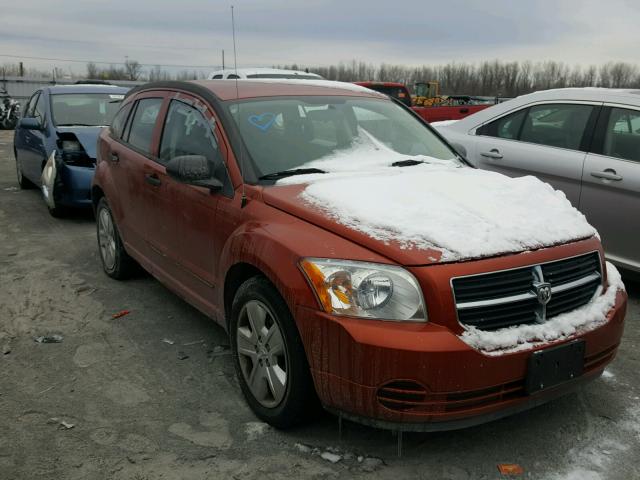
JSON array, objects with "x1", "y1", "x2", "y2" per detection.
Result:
[{"x1": 412, "y1": 81, "x2": 447, "y2": 107}]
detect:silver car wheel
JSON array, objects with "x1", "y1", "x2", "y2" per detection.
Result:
[
  {"x1": 97, "y1": 207, "x2": 117, "y2": 271},
  {"x1": 236, "y1": 299, "x2": 288, "y2": 408}
]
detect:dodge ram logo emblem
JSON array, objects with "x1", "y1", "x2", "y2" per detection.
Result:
[{"x1": 535, "y1": 283, "x2": 552, "y2": 305}]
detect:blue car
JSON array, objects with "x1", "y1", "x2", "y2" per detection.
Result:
[{"x1": 14, "y1": 84, "x2": 129, "y2": 216}]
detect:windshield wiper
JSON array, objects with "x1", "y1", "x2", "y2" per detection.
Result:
[
  {"x1": 391, "y1": 159, "x2": 427, "y2": 167},
  {"x1": 258, "y1": 168, "x2": 327, "y2": 180}
]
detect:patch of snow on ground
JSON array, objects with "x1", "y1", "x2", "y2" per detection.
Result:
[
  {"x1": 460, "y1": 262, "x2": 624, "y2": 355},
  {"x1": 546, "y1": 438, "x2": 630, "y2": 480},
  {"x1": 296, "y1": 159, "x2": 596, "y2": 262},
  {"x1": 601, "y1": 369, "x2": 615, "y2": 380},
  {"x1": 244, "y1": 421, "x2": 270, "y2": 441},
  {"x1": 553, "y1": 468, "x2": 603, "y2": 480}
]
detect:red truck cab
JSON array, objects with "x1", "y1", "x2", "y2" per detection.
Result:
[{"x1": 354, "y1": 81, "x2": 492, "y2": 123}]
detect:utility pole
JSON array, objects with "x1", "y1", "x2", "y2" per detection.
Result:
[
  {"x1": 19, "y1": 62, "x2": 24, "y2": 77},
  {"x1": 222, "y1": 50, "x2": 225, "y2": 70}
]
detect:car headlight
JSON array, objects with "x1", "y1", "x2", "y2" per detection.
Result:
[
  {"x1": 299, "y1": 258, "x2": 427, "y2": 322},
  {"x1": 61, "y1": 140, "x2": 83, "y2": 152}
]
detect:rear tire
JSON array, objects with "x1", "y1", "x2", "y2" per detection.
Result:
[
  {"x1": 96, "y1": 197, "x2": 136, "y2": 279},
  {"x1": 230, "y1": 276, "x2": 319, "y2": 429}
]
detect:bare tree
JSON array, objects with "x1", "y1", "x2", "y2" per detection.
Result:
[
  {"x1": 124, "y1": 59, "x2": 142, "y2": 81},
  {"x1": 283, "y1": 59, "x2": 640, "y2": 96},
  {"x1": 86, "y1": 62, "x2": 99, "y2": 79},
  {"x1": 149, "y1": 65, "x2": 170, "y2": 82}
]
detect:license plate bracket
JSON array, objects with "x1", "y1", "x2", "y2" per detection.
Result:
[{"x1": 526, "y1": 340, "x2": 585, "y2": 394}]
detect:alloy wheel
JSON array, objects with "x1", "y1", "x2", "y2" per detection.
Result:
[
  {"x1": 97, "y1": 207, "x2": 117, "y2": 271},
  {"x1": 236, "y1": 300, "x2": 288, "y2": 408}
]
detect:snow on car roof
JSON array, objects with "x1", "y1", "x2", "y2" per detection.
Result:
[
  {"x1": 208, "y1": 67, "x2": 323, "y2": 79},
  {"x1": 245, "y1": 79, "x2": 378, "y2": 93},
  {"x1": 193, "y1": 79, "x2": 386, "y2": 100}
]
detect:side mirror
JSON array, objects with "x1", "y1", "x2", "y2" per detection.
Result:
[
  {"x1": 19, "y1": 117, "x2": 41, "y2": 130},
  {"x1": 166, "y1": 155, "x2": 223, "y2": 191}
]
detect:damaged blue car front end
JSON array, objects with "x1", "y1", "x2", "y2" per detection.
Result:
[
  {"x1": 42, "y1": 126, "x2": 107, "y2": 210},
  {"x1": 15, "y1": 84, "x2": 129, "y2": 216}
]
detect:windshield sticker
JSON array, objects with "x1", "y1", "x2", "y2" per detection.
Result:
[
  {"x1": 248, "y1": 112, "x2": 276, "y2": 132},
  {"x1": 109, "y1": 94, "x2": 125, "y2": 100}
]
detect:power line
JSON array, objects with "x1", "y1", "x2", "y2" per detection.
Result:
[
  {"x1": 0, "y1": 53, "x2": 216, "y2": 69},
  {"x1": 2, "y1": 32, "x2": 219, "y2": 53}
]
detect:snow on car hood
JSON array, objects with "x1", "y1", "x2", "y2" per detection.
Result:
[{"x1": 269, "y1": 159, "x2": 597, "y2": 264}]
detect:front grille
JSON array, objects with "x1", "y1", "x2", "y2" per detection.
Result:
[{"x1": 452, "y1": 252, "x2": 602, "y2": 331}]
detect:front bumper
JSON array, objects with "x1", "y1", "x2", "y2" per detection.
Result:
[
  {"x1": 55, "y1": 162, "x2": 94, "y2": 208},
  {"x1": 296, "y1": 288, "x2": 627, "y2": 431}
]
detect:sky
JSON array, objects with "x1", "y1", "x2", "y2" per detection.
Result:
[{"x1": 1, "y1": 0, "x2": 639, "y2": 77}]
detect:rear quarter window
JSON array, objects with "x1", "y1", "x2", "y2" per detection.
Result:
[
  {"x1": 603, "y1": 107, "x2": 640, "y2": 162},
  {"x1": 126, "y1": 98, "x2": 163, "y2": 154}
]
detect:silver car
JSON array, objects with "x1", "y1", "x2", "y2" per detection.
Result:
[{"x1": 436, "y1": 88, "x2": 640, "y2": 273}]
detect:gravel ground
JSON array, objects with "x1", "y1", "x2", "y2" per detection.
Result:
[{"x1": 0, "y1": 129, "x2": 639, "y2": 480}]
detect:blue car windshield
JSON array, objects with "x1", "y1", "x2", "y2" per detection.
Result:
[{"x1": 51, "y1": 93, "x2": 125, "y2": 127}]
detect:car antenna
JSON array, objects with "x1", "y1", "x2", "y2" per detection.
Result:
[{"x1": 231, "y1": 5, "x2": 248, "y2": 208}]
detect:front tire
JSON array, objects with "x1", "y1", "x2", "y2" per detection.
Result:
[
  {"x1": 231, "y1": 276, "x2": 318, "y2": 429},
  {"x1": 46, "y1": 201, "x2": 67, "y2": 218},
  {"x1": 15, "y1": 152, "x2": 34, "y2": 189},
  {"x1": 96, "y1": 197, "x2": 136, "y2": 279}
]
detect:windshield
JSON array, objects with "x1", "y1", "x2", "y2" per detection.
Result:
[
  {"x1": 227, "y1": 96, "x2": 459, "y2": 181},
  {"x1": 50, "y1": 93, "x2": 125, "y2": 127}
]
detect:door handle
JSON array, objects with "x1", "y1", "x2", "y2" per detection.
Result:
[
  {"x1": 144, "y1": 173, "x2": 161, "y2": 186},
  {"x1": 480, "y1": 149, "x2": 503, "y2": 160},
  {"x1": 110, "y1": 152, "x2": 119, "y2": 163},
  {"x1": 590, "y1": 169, "x2": 622, "y2": 181}
]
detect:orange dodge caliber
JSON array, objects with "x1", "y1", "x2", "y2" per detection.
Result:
[{"x1": 92, "y1": 80, "x2": 627, "y2": 431}]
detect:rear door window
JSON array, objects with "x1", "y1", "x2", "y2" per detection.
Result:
[
  {"x1": 602, "y1": 107, "x2": 640, "y2": 162},
  {"x1": 520, "y1": 104, "x2": 593, "y2": 150},
  {"x1": 479, "y1": 103, "x2": 594, "y2": 151},
  {"x1": 110, "y1": 102, "x2": 133, "y2": 139},
  {"x1": 126, "y1": 98, "x2": 162, "y2": 154}
]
